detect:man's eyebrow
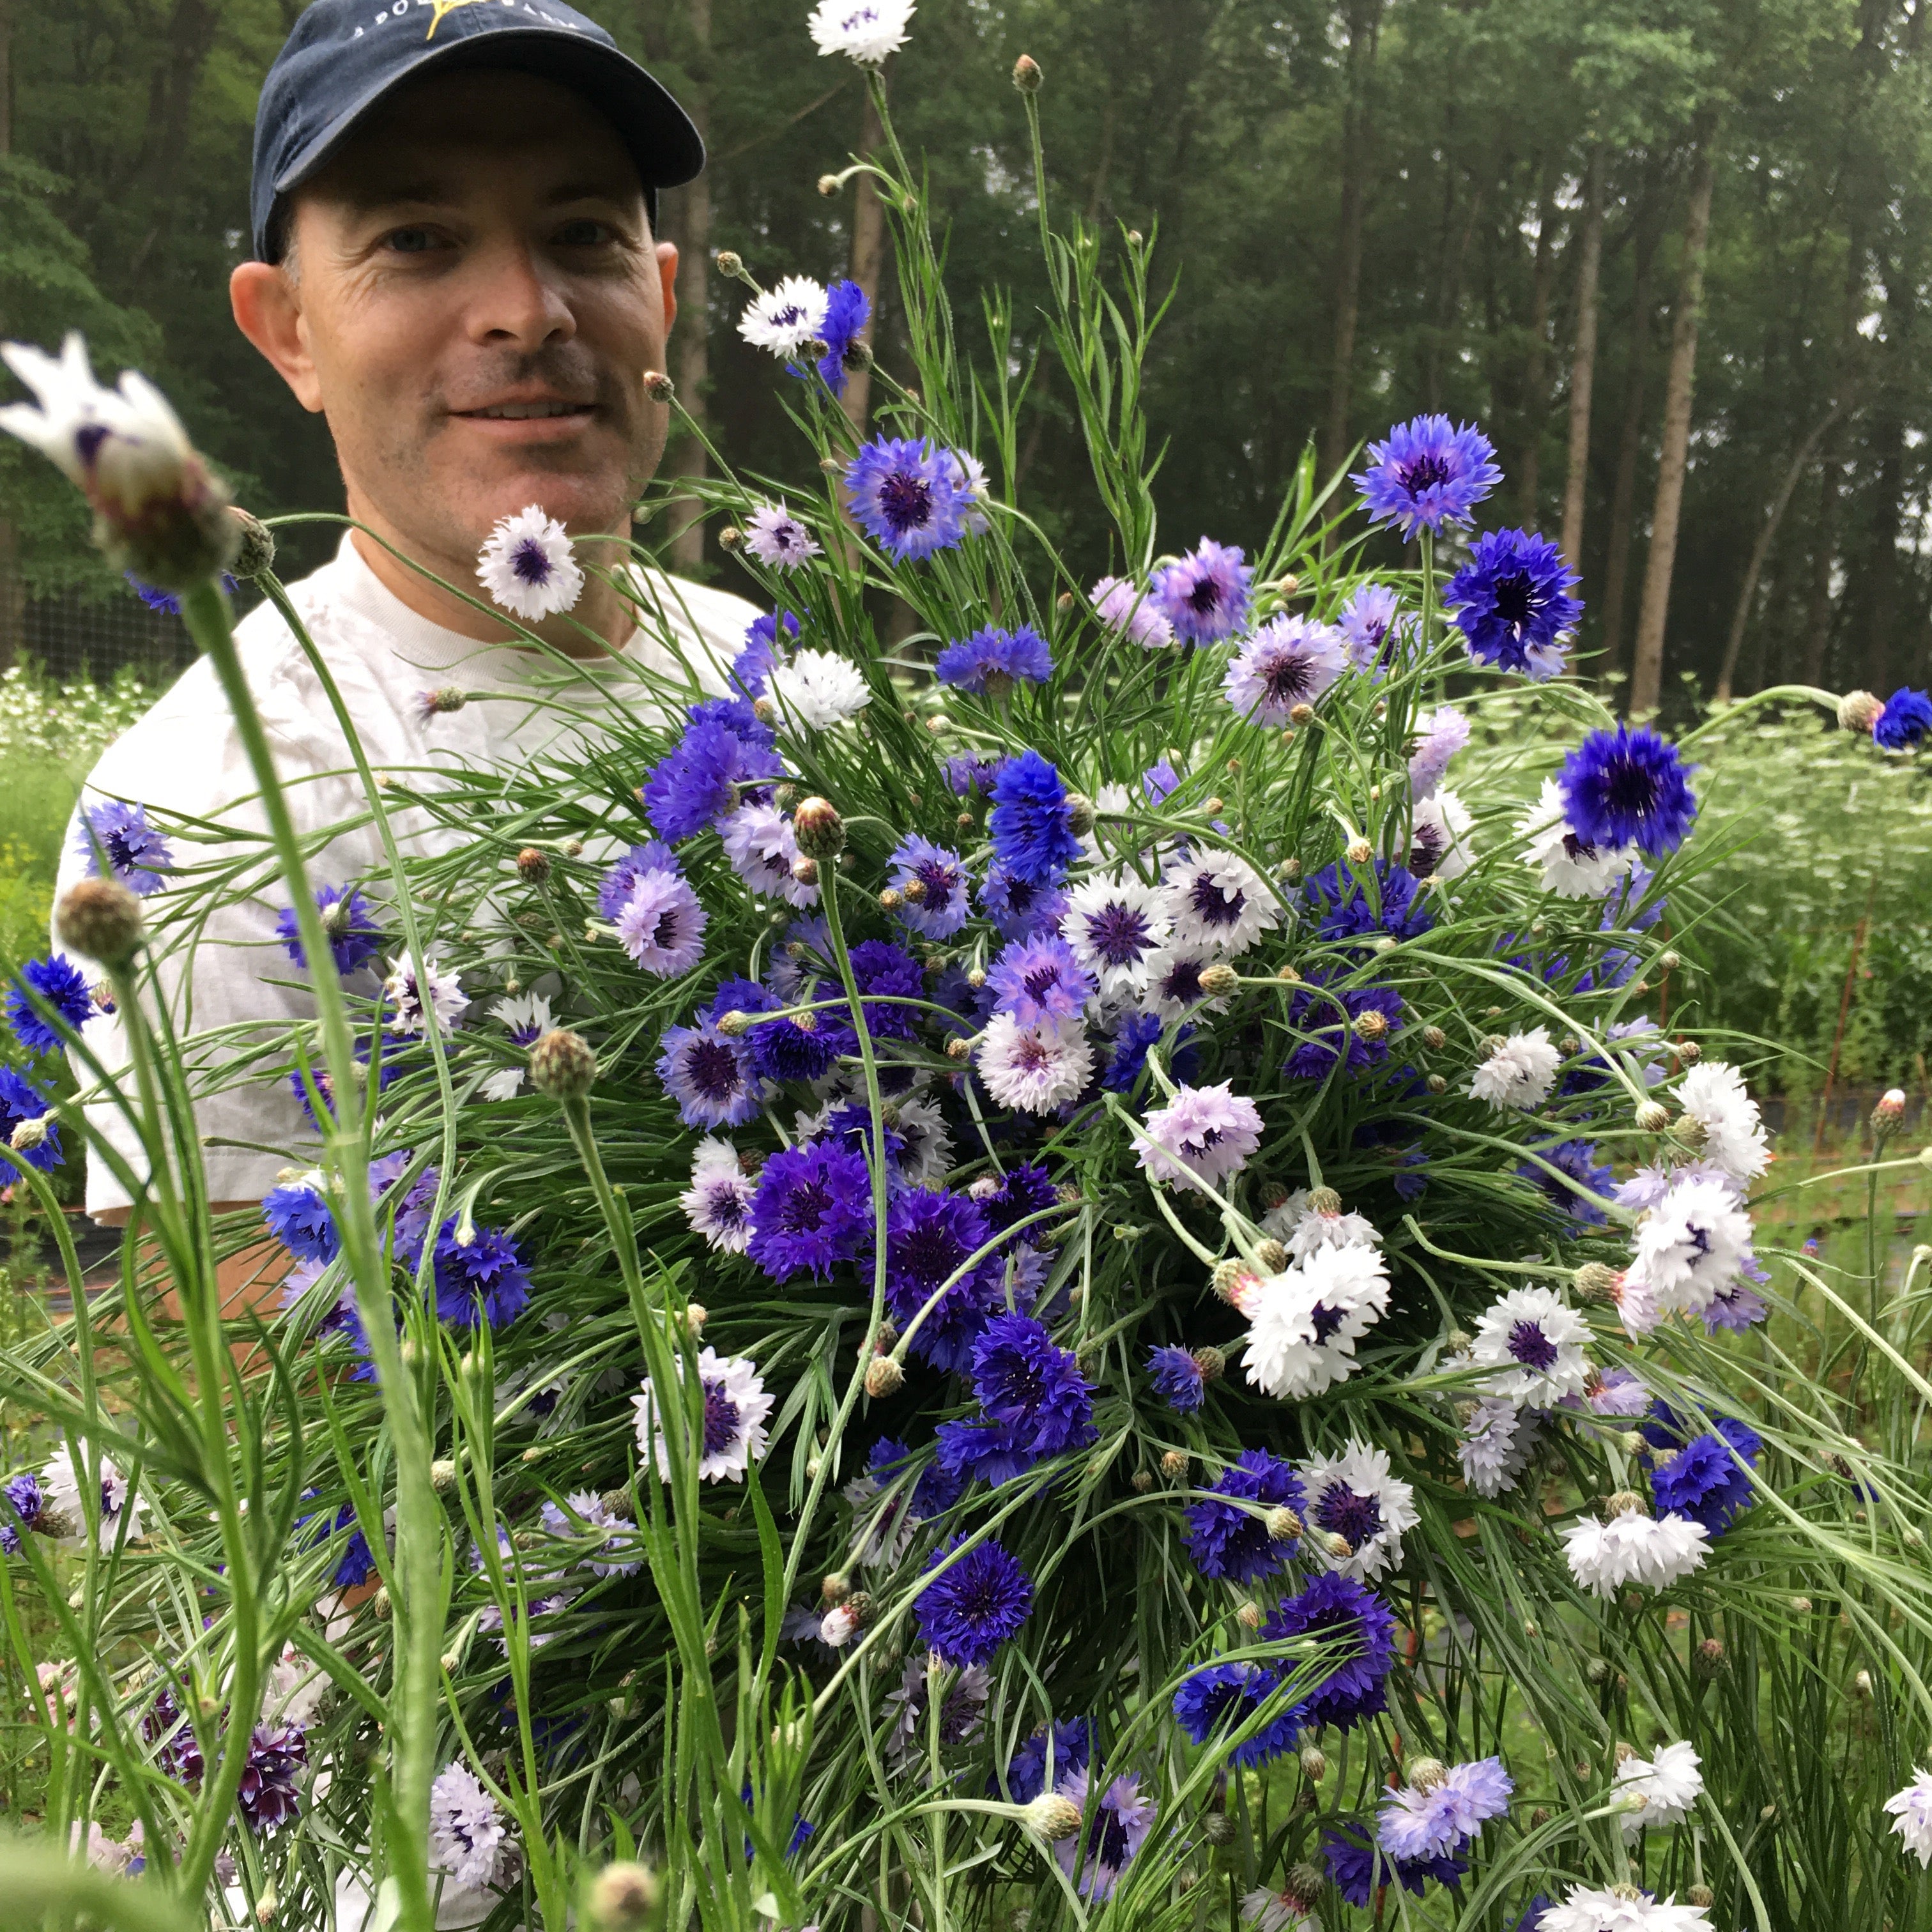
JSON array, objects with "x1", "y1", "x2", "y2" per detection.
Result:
[
  {"x1": 337, "y1": 178, "x2": 458, "y2": 213},
  {"x1": 542, "y1": 178, "x2": 645, "y2": 208}
]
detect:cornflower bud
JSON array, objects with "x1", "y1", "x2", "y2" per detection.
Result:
[
  {"x1": 1198, "y1": 962, "x2": 1239, "y2": 998},
  {"x1": 1574, "y1": 1262, "x2": 1621, "y2": 1305},
  {"x1": 864, "y1": 1354, "x2": 904, "y2": 1398},
  {"x1": 1236, "y1": 1601, "x2": 1262, "y2": 1630},
  {"x1": 1266, "y1": 1505, "x2": 1303, "y2": 1543},
  {"x1": 1203, "y1": 796, "x2": 1225, "y2": 815},
  {"x1": 1159, "y1": 1450, "x2": 1189, "y2": 1480},
  {"x1": 1192, "y1": 1344, "x2": 1226, "y2": 1382},
  {"x1": 1425, "y1": 1073, "x2": 1446, "y2": 1093},
  {"x1": 793, "y1": 795, "x2": 846, "y2": 859},
  {"x1": 231, "y1": 507, "x2": 276, "y2": 578},
  {"x1": 1025, "y1": 1792, "x2": 1080, "y2": 1839},
  {"x1": 1298, "y1": 1746, "x2": 1326, "y2": 1781},
  {"x1": 1421, "y1": 1024, "x2": 1446, "y2": 1050},
  {"x1": 1605, "y1": 1490, "x2": 1645, "y2": 1518},
  {"x1": 587, "y1": 1860, "x2": 662, "y2": 1929},
  {"x1": 1634, "y1": 1100, "x2": 1671, "y2": 1134},
  {"x1": 1065, "y1": 792, "x2": 1096, "y2": 835},
  {"x1": 820, "y1": 1572, "x2": 851, "y2": 1606},
  {"x1": 792, "y1": 855, "x2": 820, "y2": 885},
  {"x1": 530, "y1": 1028, "x2": 596, "y2": 1100},
  {"x1": 717, "y1": 525, "x2": 743, "y2": 551},
  {"x1": 817, "y1": 172, "x2": 840, "y2": 195},
  {"x1": 1201, "y1": 1812, "x2": 1236, "y2": 1845},
  {"x1": 714, "y1": 249, "x2": 746, "y2": 279},
  {"x1": 1353, "y1": 1008, "x2": 1388, "y2": 1041},
  {"x1": 1406, "y1": 1756, "x2": 1448, "y2": 1792},
  {"x1": 1874, "y1": 1088, "x2": 1907, "y2": 1135},
  {"x1": 1687, "y1": 1887, "x2": 1715, "y2": 1910},
  {"x1": 1130, "y1": 1468, "x2": 1154, "y2": 1492},
  {"x1": 430, "y1": 1459, "x2": 457, "y2": 1492},
  {"x1": 1289, "y1": 702, "x2": 1314, "y2": 725},
  {"x1": 57, "y1": 878, "x2": 144, "y2": 966},
  {"x1": 1013, "y1": 52, "x2": 1043, "y2": 92},
  {"x1": 680, "y1": 1303, "x2": 709, "y2": 1337},
  {"x1": 1346, "y1": 838, "x2": 1372, "y2": 865},
  {"x1": 1838, "y1": 689, "x2": 1884, "y2": 733},
  {"x1": 10, "y1": 1116, "x2": 49, "y2": 1153},
  {"x1": 878, "y1": 888, "x2": 903, "y2": 911}
]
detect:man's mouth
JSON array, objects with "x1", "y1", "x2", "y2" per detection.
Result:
[{"x1": 459, "y1": 401, "x2": 594, "y2": 420}]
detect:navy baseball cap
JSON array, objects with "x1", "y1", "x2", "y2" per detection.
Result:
[{"x1": 250, "y1": 0, "x2": 704, "y2": 261}]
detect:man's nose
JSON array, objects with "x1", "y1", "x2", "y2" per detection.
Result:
[{"x1": 464, "y1": 237, "x2": 577, "y2": 349}]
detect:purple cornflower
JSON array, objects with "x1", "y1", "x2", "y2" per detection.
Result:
[
  {"x1": 712, "y1": 979, "x2": 832, "y2": 1087},
  {"x1": 1089, "y1": 575, "x2": 1175, "y2": 649},
  {"x1": 1518, "y1": 1138, "x2": 1614, "y2": 1227},
  {"x1": 431, "y1": 1222, "x2": 532, "y2": 1328},
  {"x1": 296, "y1": 1501, "x2": 378, "y2": 1590},
  {"x1": 1185, "y1": 1449, "x2": 1305, "y2": 1583},
  {"x1": 144, "y1": 1689, "x2": 204, "y2": 1784},
  {"x1": 1558, "y1": 724, "x2": 1698, "y2": 857},
  {"x1": 888, "y1": 834, "x2": 974, "y2": 939},
  {"x1": 1338, "y1": 582, "x2": 1414, "y2": 677},
  {"x1": 277, "y1": 884, "x2": 385, "y2": 976},
  {"x1": 813, "y1": 937, "x2": 926, "y2": 1051},
  {"x1": 597, "y1": 839, "x2": 681, "y2": 917},
  {"x1": 1262, "y1": 1572, "x2": 1395, "y2": 1731},
  {"x1": 1172, "y1": 1661, "x2": 1301, "y2": 1768},
  {"x1": 936, "y1": 625, "x2": 1053, "y2": 693},
  {"x1": 1446, "y1": 528, "x2": 1581, "y2": 679},
  {"x1": 943, "y1": 752, "x2": 1007, "y2": 797},
  {"x1": 1353, "y1": 414, "x2": 1500, "y2": 538},
  {"x1": 641, "y1": 714, "x2": 783, "y2": 843},
  {"x1": 1138, "y1": 1081, "x2": 1264, "y2": 1194},
  {"x1": 6, "y1": 954, "x2": 91, "y2": 1054},
  {"x1": 1323, "y1": 1830, "x2": 1464, "y2": 1907},
  {"x1": 1054, "y1": 1767, "x2": 1157, "y2": 1901},
  {"x1": 988, "y1": 749, "x2": 1080, "y2": 886},
  {"x1": 1104, "y1": 1011, "x2": 1199, "y2": 1093},
  {"x1": 916, "y1": 1535, "x2": 1033, "y2": 1666},
  {"x1": 1305, "y1": 857, "x2": 1434, "y2": 945},
  {"x1": 1408, "y1": 704, "x2": 1470, "y2": 800},
  {"x1": 1874, "y1": 687, "x2": 1932, "y2": 750},
  {"x1": 1651, "y1": 1417, "x2": 1761, "y2": 1533},
  {"x1": 657, "y1": 1018, "x2": 763, "y2": 1130},
  {"x1": 236, "y1": 1724, "x2": 307, "y2": 1832},
  {"x1": 1378, "y1": 1756, "x2": 1513, "y2": 1860},
  {"x1": 970, "y1": 1312, "x2": 1095, "y2": 1455},
  {"x1": 814, "y1": 278, "x2": 870, "y2": 394},
  {"x1": 78, "y1": 799, "x2": 171, "y2": 894},
  {"x1": 1, "y1": 1471, "x2": 45, "y2": 1554},
  {"x1": 263, "y1": 1177, "x2": 338, "y2": 1264},
  {"x1": 884, "y1": 1186, "x2": 1005, "y2": 1372},
  {"x1": 1001, "y1": 1718, "x2": 1091, "y2": 1803},
  {"x1": 1283, "y1": 973, "x2": 1404, "y2": 1082},
  {"x1": 732, "y1": 610, "x2": 799, "y2": 699},
  {"x1": 979, "y1": 862, "x2": 1069, "y2": 939},
  {"x1": 987, "y1": 933, "x2": 1094, "y2": 1027},
  {"x1": 747, "y1": 1138, "x2": 872, "y2": 1282},
  {"x1": 1147, "y1": 1343, "x2": 1209, "y2": 1413},
  {"x1": 0, "y1": 1066, "x2": 60, "y2": 1174},
  {"x1": 1704, "y1": 1275, "x2": 1770, "y2": 1333},
  {"x1": 845, "y1": 436, "x2": 969, "y2": 561},
  {"x1": 1151, "y1": 537, "x2": 1252, "y2": 645},
  {"x1": 1223, "y1": 615, "x2": 1347, "y2": 723}
]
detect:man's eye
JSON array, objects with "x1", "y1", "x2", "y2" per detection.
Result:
[
  {"x1": 384, "y1": 227, "x2": 440, "y2": 255},
  {"x1": 554, "y1": 219, "x2": 613, "y2": 247}
]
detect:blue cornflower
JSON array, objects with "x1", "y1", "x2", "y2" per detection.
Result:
[
  {"x1": 813, "y1": 938, "x2": 926, "y2": 1052},
  {"x1": 277, "y1": 884, "x2": 385, "y2": 976},
  {"x1": 263, "y1": 1177, "x2": 339, "y2": 1264},
  {"x1": 1324, "y1": 1829, "x2": 1464, "y2": 1908},
  {"x1": 747, "y1": 1138, "x2": 872, "y2": 1282},
  {"x1": 290, "y1": 1034, "x2": 398, "y2": 1130},
  {"x1": 597, "y1": 839, "x2": 682, "y2": 919},
  {"x1": 1353, "y1": 414, "x2": 1501, "y2": 538},
  {"x1": 943, "y1": 752, "x2": 1006, "y2": 797},
  {"x1": 934, "y1": 1418, "x2": 1046, "y2": 1487},
  {"x1": 970, "y1": 1312, "x2": 1095, "y2": 1454},
  {"x1": 814, "y1": 278, "x2": 870, "y2": 394},
  {"x1": 1, "y1": 1471, "x2": 45, "y2": 1554},
  {"x1": 656, "y1": 1017, "x2": 764, "y2": 1130},
  {"x1": 987, "y1": 933, "x2": 1094, "y2": 1027},
  {"x1": 0, "y1": 1064, "x2": 63, "y2": 1174},
  {"x1": 988, "y1": 749, "x2": 1080, "y2": 887},
  {"x1": 1873, "y1": 687, "x2": 1932, "y2": 751},
  {"x1": 1560, "y1": 724, "x2": 1697, "y2": 857},
  {"x1": 979, "y1": 862, "x2": 1069, "y2": 939},
  {"x1": 1101, "y1": 1014, "x2": 1199, "y2": 1093},
  {"x1": 717, "y1": 980, "x2": 832, "y2": 1087},
  {"x1": 79, "y1": 799, "x2": 171, "y2": 894},
  {"x1": 1283, "y1": 973, "x2": 1404, "y2": 1082},
  {"x1": 884, "y1": 1186, "x2": 1005, "y2": 1372},
  {"x1": 296, "y1": 1502, "x2": 378, "y2": 1590},
  {"x1": 431, "y1": 1221, "x2": 532, "y2": 1328},
  {"x1": 641, "y1": 716, "x2": 784, "y2": 842},
  {"x1": 1305, "y1": 857, "x2": 1433, "y2": 945},
  {"x1": 6, "y1": 954, "x2": 91, "y2": 1054},
  {"x1": 1651, "y1": 1416, "x2": 1761, "y2": 1533},
  {"x1": 1184, "y1": 1448, "x2": 1305, "y2": 1583},
  {"x1": 1000, "y1": 1717, "x2": 1091, "y2": 1803},
  {"x1": 732, "y1": 611, "x2": 799, "y2": 700},
  {"x1": 1172, "y1": 1661, "x2": 1301, "y2": 1768},
  {"x1": 888, "y1": 834, "x2": 974, "y2": 939},
  {"x1": 1151, "y1": 537, "x2": 1252, "y2": 645},
  {"x1": 126, "y1": 571, "x2": 236, "y2": 613},
  {"x1": 936, "y1": 625, "x2": 1054, "y2": 693},
  {"x1": 1264, "y1": 1572, "x2": 1396, "y2": 1731},
  {"x1": 1510, "y1": 1898, "x2": 1554, "y2": 1932},
  {"x1": 845, "y1": 436, "x2": 969, "y2": 561},
  {"x1": 977, "y1": 1162, "x2": 1059, "y2": 1242},
  {"x1": 1518, "y1": 1138, "x2": 1614, "y2": 1227},
  {"x1": 916, "y1": 1535, "x2": 1033, "y2": 1666},
  {"x1": 1446, "y1": 528, "x2": 1581, "y2": 679},
  {"x1": 1146, "y1": 1344, "x2": 1210, "y2": 1413},
  {"x1": 1393, "y1": 1146, "x2": 1429, "y2": 1202}
]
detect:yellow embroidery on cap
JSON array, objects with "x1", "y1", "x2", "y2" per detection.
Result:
[{"x1": 424, "y1": 0, "x2": 487, "y2": 37}]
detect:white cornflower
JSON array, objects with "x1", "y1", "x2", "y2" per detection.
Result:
[
  {"x1": 737, "y1": 275, "x2": 830, "y2": 357},
  {"x1": 1260, "y1": 1187, "x2": 1312, "y2": 1240},
  {"x1": 948, "y1": 450, "x2": 993, "y2": 534},
  {"x1": 480, "y1": 990, "x2": 553, "y2": 1100},
  {"x1": 1615, "y1": 1739, "x2": 1703, "y2": 1836},
  {"x1": 1457, "y1": 1396, "x2": 1538, "y2": 1498},
  {"x1": 429, "y1": 1762, "x2": 507, "y2": 1892},
  {"x1": 1139, "y1": 946, "x2": 1229, "y2": 1023},
  {"x1": 262, "y1": 1641, "x2": 332, "y2": 1730},
  {"x1": 680, "y1": 1137, "x2": 758, "y2": 1254},
  {"x1": 767, "y1": 647, "x2": 871, "y2": 729},
  {"x1": 475, "y1": 504, "x2": 585, "y2": 622},
  {"x1": 1160, "y1": 850, "x2": 1281, "y2": 956},
  {"x1": 893, "y1": 1091, "x2": 954, "y2": 1186},
  {"x1": 808, "y1": 0, "x2": 915, "y2": 63},
  {"x1": 1241, "y1": 1887, "x2": 1319, "y2": 1932},
  {"x1": 743, "y1": 502, "x2": 822, "y2": 568},
  {"x1": 1410, "y1": 788, "x2": 1474, "y2": 882},
  {"x1": 1469, "y1": 1025, "x2": 1561, "y2": 1112},
  {"x1": 40, "y1": 1443, "x2": 140, "y2": 1550},
  {"x1": 1674, "y1": 1059, "x2": 1770, "y2": 1182},
  {"x1": 1625, "y1": 1176, "x2": 1754, "y2": 1316},
  {"x1": 1539, "y1": 1883, "x2": 1714, "y2": 1931},
  {"x1": 383, "y1": 953, "x2": 466, "y2": 1035},
  {"x1": 975, "y1": 1013, "x2": 1093, "y2": 1115},
  {"x1": 721, "y1": 802, "x2": 818, "y2": 906},
  {"x1": 1885, "y1": 1767, "x2": 1932, "y2": 1866},
  {"x1": 1245, "y1": 1243, "x2": 1390, "y2": 1400},
  {"x1": 1298, "y1": 1438, "x2": 1417, "y2": 1582},
  {"x1": 632, "y1": 1347, "x2": 774, "y2": 1483},
  {"x1": 1515, "y1": 777, "x2": 1636, "y2": 898},
  {"x1": 1061, "y1": 871, "x2": 1172, "y2": 997},
  {"x1": 1285, "y1": 1199, "x2": 1381, "y2": 1261},
  {"x1": 1468, "y1": 1284, "x2": 1593, "y2": 1405},
  {"x1": 1562, "y1": 1505, "x2": 1709, "y2": 1598}
]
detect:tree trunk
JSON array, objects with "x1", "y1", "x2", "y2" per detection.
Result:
[
  {"x1": 0, "y1": 0, "x2": 16, "y2": 675},
  {"x1": 1519, "y1": 163, "x2": 1558, "y2": 525},
  {"x1": 839, "y1": 82, "x2": 889, "y2": 435},
  {"x1": 1803, "y1": 217, "x2": 1867, "y2": 686},
  {"x1": 665, "y1": 0, "x2": 712, "y2": 574},
  {"x1": 1320, "y1": 0, "x2": 1382, "y2": 480},
  {"x1": 1560, "y1": 146, "x2": 1604, "y2": 572},
  {"x1": 1600, "y1": 191, "x2": 1661, "y2": 675},
  {"x1": 1713, "y1": 402, "x2": 1844, "y2": 702},
  {"x1": 1629, "y1": 119, "x2": 1718, "y2": 717}
]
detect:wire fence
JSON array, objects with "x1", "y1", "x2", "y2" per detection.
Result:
[{"x1": 2, "y1": 578, "x2": 197, "y2": 687}]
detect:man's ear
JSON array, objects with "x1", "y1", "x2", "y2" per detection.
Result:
[
  {"x1": 656, "y1": 240, "x2": 679, "y2": 339},
  {"x1": 231, "y1": 258, "x2": 325, "y2": 414}
]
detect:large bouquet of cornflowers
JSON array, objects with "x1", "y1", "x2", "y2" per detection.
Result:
[{"x1": 8, "y1": 24, "x2": 1932, "y2": 1932}]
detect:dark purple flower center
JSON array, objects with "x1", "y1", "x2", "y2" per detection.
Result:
[
  {"x1": 1159, "y1": 958, "x2": 1205, "y2": 1004},
  {"x1": 1409, "y1": 825, "x2": 1445, "y2": 879},
  {"x1": 1560, "y1": 831, "x2": 1599, "y2": 861},
  {"x1": 1310, "y1": 1301, "x2": 1346, "y2": 1344},
  {"x1": 1506, "y1": 1319, "x2": 1558, "y2": 1370},
  {"x1": 701, "y1": 1377, "x2": 742, "y2": 1457},
  {"x1": 106, "y1": 829, "x2": 142, "y2": 871},
  {"x1": 1396, "y1": 453, "x2": 1452, "y2": 494},
  {"x1": 1002, "y1": 876, "x2": 1041, "y2": 917},
  {"x1": 1260, "y1": 652, "x2": 1317, "y2": 703},
  {"x1": 1598, "y1": 754, "x2": 1661, "y2": 819},
  {"x1": 1188, "y1": 875, "x2": 1245, "y2": 926},
  {"x1": 1087, "y1": 903, "x2": 1153, "y2": 965},
  {"x1": 1023, "y1": 962, "x2": 1067, "y2": 1001},
  {"x1": 1092, "y1": 1800, "x2": 1135, "y2": 1869},
  {"x1": 1314, "y1": 1482, "x2": 1382, "y2": 1550},
  {"x1": 878, "y1": 470, "x2": 934, "y2": 535},
  {"x1": 510, "y1": 537, "x2": 553, "y2": 586},
  {"x1": 703, "y1": 1180, "x2": 750, "y2": 1228},
  {"x1": 74, "y1": 422, "x2": 111, "y2": 467},
  {"x1": 1185, "y1": 574, "x2": 1225, "y2": 616},
  {"x1": 771, "y1": 302, "x2": 809, "y2": 329},
  {"x1": 1490, "y1": 570, "x2": 1535, "y2": 628},
  {"x1": 686, "y1": 1038, "x2": 744, "y2": 1101},
  {"x1": 916, "y1": 859, "x2": 958, "y2": 908},
  {"x1": 897, "y1": 1219, "x2": 967, "y2": 1287},
  {"x1": 779, "y1": 1176, "x2": 832, "y2": 1233},
  {"x1": 1011, "y1": 1034, "x2": 1055, "y2": 1073}
]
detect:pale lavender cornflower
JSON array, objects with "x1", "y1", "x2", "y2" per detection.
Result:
[
  {"x1": 1136, "y1": 1080, "x2": 1264, "y2": 1194},
  {"x1": 1885, "y1": 1768, "x2": 1932, "y2": 1867},
  {"x1": 1337, "y1": 581, "x2": 1414, "y2": 676},
  {"x1": 1089, "y1": 574, "x2": 1176, "y2": 649},
  {"x1": 615, "y1": 867, "x2": 710, "y2": 977},
  {"x1": 1151, "y1": 538, "x2": 1252, "y2": 645},
  {"x1": 428, "y1": 1762, "x2": 507, "y2": 1892},
  {"x1": 721, "y1": 803, "x2": 818, "y2": 907},
  {"x1": 679, "y1": 1137, "x2": 758, "y2": 1254},
  {"x1": 1223, "y1": 615, "x2": 1347, "y2": 724},
  {"x1": 1377, "y1": 1756, "x2": 1512, "y2": 1860},
  {"x1": 743, "y1": 502, "x2": 822, "y2": 568},
  {"x1": 1408, "y1": 705, "x2": 1469, "y2": 800}
]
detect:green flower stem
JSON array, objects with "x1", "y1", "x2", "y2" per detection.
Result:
[{"x1": 1673, "y1": 683, "x2": 1841, "y2": 751}]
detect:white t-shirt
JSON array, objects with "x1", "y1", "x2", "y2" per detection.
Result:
[{"x1": 55, "y1": 532, "x2": 756, "y2": 1216}]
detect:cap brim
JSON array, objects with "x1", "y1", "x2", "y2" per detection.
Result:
[{"x1": 272, "y1": 29, "x2": 703, "y2": 232}]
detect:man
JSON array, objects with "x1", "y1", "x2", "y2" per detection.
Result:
[{"x1": 49, "y1": 0, "x2": 753, "y2": 1245}]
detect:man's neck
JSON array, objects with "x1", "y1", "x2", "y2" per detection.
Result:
[{"x1": 345, "y1": 506, "x2": 638, "y2": 660}]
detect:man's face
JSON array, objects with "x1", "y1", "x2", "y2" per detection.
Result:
[{"x1": 266, "y1": 70, "x2": 675, "y2": 565}]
